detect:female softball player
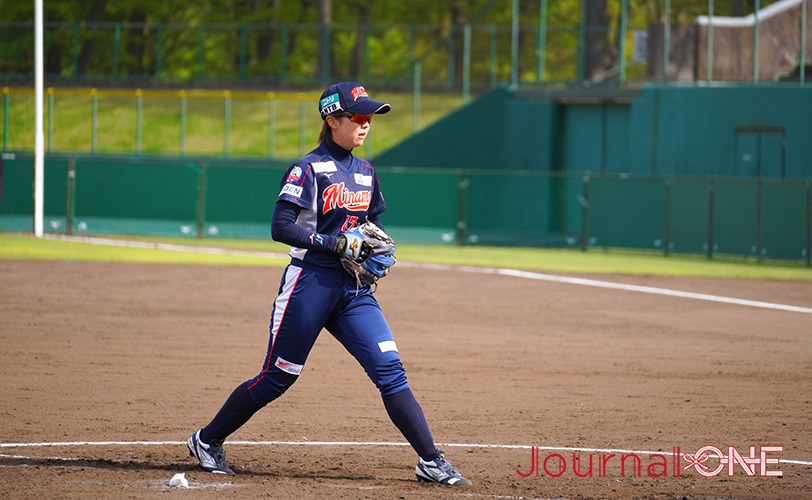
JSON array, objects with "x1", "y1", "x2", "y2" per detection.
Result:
[{"x1": 187, "y1": 81, "x2": 472, "y2": 486}]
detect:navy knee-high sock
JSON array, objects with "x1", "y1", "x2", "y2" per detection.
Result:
[
  {"x1": 383, "y1": 388, "x2": 437, "y2": 461},
  {"x1": 200, "y1": 381, "x2": 267, "y2": 445}
]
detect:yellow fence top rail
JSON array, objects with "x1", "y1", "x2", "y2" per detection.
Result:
[{"x1": 3, "y1": 87, "x2": 318, "y2": 100}]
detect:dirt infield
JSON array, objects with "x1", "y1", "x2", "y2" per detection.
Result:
[{"x1": 1, "y1": 259, "x2": 810, "y2": 500}]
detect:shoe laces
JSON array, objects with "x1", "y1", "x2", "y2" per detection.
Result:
[
  {"x1": 433, "y1": 452, "x2": 462, "y2": 476},
  {"x1": 208, "y1": 443, "x2": 229, "y2": 469}
]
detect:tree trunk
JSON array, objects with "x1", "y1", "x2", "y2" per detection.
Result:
[
  {"x1": 351, "y1": 1, "x2": 374, "y2": 79},
  {"x1": 76, "y1": 0, "x2": 109, "y2": 76},
  {"x1": 451, "y1": 0, "x2": 467, "y2": 83},
  {"x1": 287, "y1": 0, "x2": 315, "y2": 78},
  {"x1": 45, "y1": 39, "x2": 63, "y2": 76},
  {"x1": 127, "y1": 11, "x2": 146, "y2": 76},
  {"x1": 584, "y1": 0, "x2": 611, "y2": 79},
  {"x1": 253, "y1": 0, "x2": 279, "y2": 63},
  {"x1": 318, "y1": 0, "x2": 332, "y2": 81}
]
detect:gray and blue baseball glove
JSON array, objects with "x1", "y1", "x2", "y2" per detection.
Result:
[{"x1": 335, "y1": 222, "x2": 397, "y2": 288}]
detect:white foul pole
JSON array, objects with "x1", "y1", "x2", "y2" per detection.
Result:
[{"x1": 34, "y1": 0, "x2": 45, "y2": 237}]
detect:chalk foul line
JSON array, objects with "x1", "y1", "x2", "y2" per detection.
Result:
[
  {"x1": 401, "y1": 262, "x2": 812, "y2": 315},
  {"x1": 44, "y1": 234, "x2": 812, "y2": 315}
]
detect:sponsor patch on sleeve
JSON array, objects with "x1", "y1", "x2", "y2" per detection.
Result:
[
  {"x1": 287, "y1": 166, "x2": 303, "y2": 182},
  {"x1": 275, "y1": 356, "x2": 304, "y2": 376},
  {"x1": 378, "y1": 341, "x2": 398, "y2": 353},
  {"x1": 280, "y1": 183, "x2": 303, "y2": 198},
  {"x1": 354, "y1": 173, "x2": 373, "y2": 186},
  {"x1": 312, "y1": 161, "x2": 337, "y2": 173}
]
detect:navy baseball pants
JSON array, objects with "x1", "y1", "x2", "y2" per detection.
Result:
[{"x1": 246, "y1": 260, "x2": 410, "y2": 405}]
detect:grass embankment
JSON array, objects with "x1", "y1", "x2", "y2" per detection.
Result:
[{"x1": 1, "y1": 89, "x2": 461, "y2": 158}]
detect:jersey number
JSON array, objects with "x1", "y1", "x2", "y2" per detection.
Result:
[{"x1": 342, "y1": 216, "x2": 359, "y2": 232}]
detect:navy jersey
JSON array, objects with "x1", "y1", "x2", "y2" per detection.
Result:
[{"x1": 277, "y1": 142, "x2": 387, "y2": 269}]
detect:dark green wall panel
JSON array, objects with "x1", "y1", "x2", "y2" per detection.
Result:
[
  {"x1": 668, "y1": 180, "x2": 710, "y2": 255},
  {"x1": 588, "y1": 178, "x2": 666, "y2": 249},
  {"x1": 206, "y1": 165, "x2": 283, "y2": 223},
  {"x1": 761, "y1": 182, "x2": 808, "y2": 260},
  {"x1": 0, "y1": 158, "x2": 69, "y2": 217},
  {"x1": 375, "y1": 169, "x2": 459, "y2": 228},
  {"x1": 73, "y1": 159, "x2": 199, "y2": 220},
  {"x1": 712, "y1": 181, "x2": 759, "y2": 256}
]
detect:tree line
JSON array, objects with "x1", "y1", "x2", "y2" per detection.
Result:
[{"x1": 0, "y1": 0, "x2": 768, "y2": 86}]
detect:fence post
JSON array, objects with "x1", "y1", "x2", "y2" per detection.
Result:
[
  {"x1": 3, "y1": 87, "x2": 7, "y2": 150},
  {"x1": 413, "y1": 61, "x2": 421, "y2": 133},
  {"x1": 223, "y1": 91, "x2": 231, "y2": 156},
  {"x1": 114, "y1": 23, "x2": 120, "y2": 82},
  {"x1": 619, "y1": 0, "x2": 628, "y2": 86},
  {"x1": 581, "y1": 174, "x2": 590, "y2": 251},
  {"x1": 91, "y1": 88, "x2": 98, "y2": 153},
  {"x1": 156, "y1": 24, "x2": 164, "y2": 81},
  {"x1": 321, "y1": 23, "x2": 331, "y2": 82},
  {"x1": 299, "y1": 92, "x2": 306, "y2": 157},
  {"x1": 490, "y1": 25, "x2": 498, "y2": 86},
  {"x1": 197, "y1": 24, "x2": 205, "y2": 82},
  {"x1": 538, "y1": 0, "x2": 547, "y2": 84},
  {"x1": 72, "y1": 23, "x2": 79, "y2": 81},
  {"x1": 179, "y1": 90, "x2": 187, "y2": 155},
  {"x1": 511, "y1": 0, "x2": 519, "y2": 85},
  {"x1": 66, "y1": 157, "x2": 75, "y2": 235},
  {"x1": 578, "y1": 0, "x2": 587, "y2": 82},
  {"x1": 47, "y1": 87, "x2": 54, "y2": 151},
  {"x1": 463, "y1": 24, "x2": 471, "y2": 104},
  {"x1": 136, "y1": 89, "x2": 143, "y2": 154},
  {"x1": 802, "y1": 0, "x2": 807, "y2": 86},
  {"x1": 664, "y1": 0, "x2": 671, "y2": 81},
  {"x1": 267, "y1": 92, "x2": 275, "y2": 157},
  {"x1": 448, "y1": 25, "x2": 456, "y2": 87},
  {"x1": 753, "y1": 0, "x2": 760, "y2": 83},
  {"x1": 707, "y1": 179, "x2": 714, "y2": 260},
  {"x1": 280, "y1": 25, "x2": 289, "y2": 83},
  {"x1": 240, "y1": 24, "x2": 247, "y2": 83},
  {"x1": 408, "y1": 24, "x2": 415, "y2": 72},
  {"x1": 707, "y1": 0, "x2": 714, "y2": 82}
]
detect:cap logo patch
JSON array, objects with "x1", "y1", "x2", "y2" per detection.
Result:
[
  {"x1": 351, "y1": 86, "x2": 368, "y2": 101},
  {"x1": 320, "y1": 93, "x2": 342, "y2": 115}
]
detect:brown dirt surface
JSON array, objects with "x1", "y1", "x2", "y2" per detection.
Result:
[{"x1": 1, "y1": 259, "x2": 810, "y2": 500}]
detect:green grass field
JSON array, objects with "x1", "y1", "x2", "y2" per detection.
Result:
[{"x1": 2, "y1": 232, "x2": 811, "y2": 281}]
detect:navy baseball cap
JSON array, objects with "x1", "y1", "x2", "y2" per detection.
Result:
[{"x1": 319, "y1": 82, "x2": 391, "y2": 119}]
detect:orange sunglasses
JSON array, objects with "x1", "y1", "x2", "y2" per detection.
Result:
[{"x1": 335, "y1": 112, "x2": 373, "y2": 125}]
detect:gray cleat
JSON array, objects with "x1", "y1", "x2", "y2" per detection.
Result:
[
  {"x1": 415, "y1": 449, "x2": 473, "y2": 486},
  {"x1": 187, "y1": 429, "x2": 235, "y2": 475}
]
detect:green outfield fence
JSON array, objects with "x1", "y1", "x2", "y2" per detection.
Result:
[{"x1": 1, "y1": 153, "x2": 809, "y2": 265}]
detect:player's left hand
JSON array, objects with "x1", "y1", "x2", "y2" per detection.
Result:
[
  {"x1": 335, "y1": 229, "x2": 371, "y2": 262},
  {"x1": 337, "y1": 223, "x2": 397, "y2": 287}
]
